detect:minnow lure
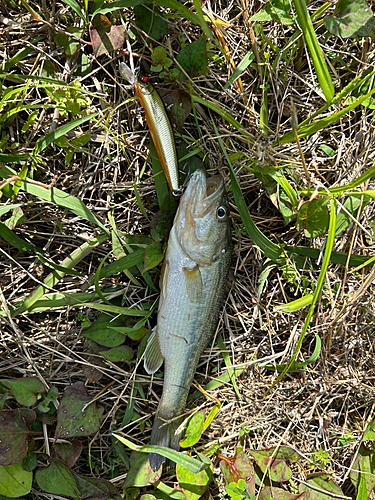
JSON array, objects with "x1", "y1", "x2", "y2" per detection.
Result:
[{"x1": 119, "y1": 62, "x2": 181, "y2": 195}]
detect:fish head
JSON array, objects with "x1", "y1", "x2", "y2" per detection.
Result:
[{"x1": 176, "y1": 168, "x2": 231, "y2": 265}]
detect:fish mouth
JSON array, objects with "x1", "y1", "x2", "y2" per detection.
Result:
[{"x1": 182, "y1": 169, "x2": 224, "y2": 219}]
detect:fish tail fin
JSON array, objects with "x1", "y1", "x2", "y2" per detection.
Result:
[{"x1": 149, "y1": 411, "x2": 182, "y2": 471}]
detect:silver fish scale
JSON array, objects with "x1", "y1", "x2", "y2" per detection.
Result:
[{"x1": 142, "y1": 88, "x2": 179, "y2": 192}]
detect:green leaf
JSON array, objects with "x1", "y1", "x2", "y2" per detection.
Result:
[
  {"x1": 335, "y1": 194, "x2": 370, "y2": 236},
  {"x1": 285, "y1": 245, "x2": 375, "y2": 268},
  {"x1": 0, "y1": 377, "x2": 45, "y2": 407},
  {"x1": 275, "y1": 294, "x2": 313, "y2": 312},
  {"x1": 325, "y1": 0, "x2": 375, "y2": 39},
  {"x1": 123, "y1": 451, "x2": 162, "y2": 487},
  {"x1": 220, "y1": 449, "x2": 255, "y2": 497},
  {"x1": 35, "y1": 459, "x2": 81, "y2": 498},
  {"x1": 100, "y1": 345, "x2": 133, "y2": 362},
  {"x1": 293, "y1": 0, "x2": 334, "y2": 103},
  {"x1": 82, "y1": 315, "x2": 126, "y2": 347},
  {"x1": 54, "y1": 381, "x2": 103, "y2": 439},
  {"x1": 0, "y1": 464, "x2": 32, "y2": 497},
  {"x1": 300, "y1": 472, "x2": 345, "y2": 499},
  {"x1": 364, "y1": 421, "x2": 375, "y2": 441},
  {"x1": 134, "y1": 4, "x2": 168, "y2": 40},
  {"x1": 177, "y1": 37, "x2": 207, "y2": 78},
  {"x1": 0, "y1": 409, "x2": 36, "y2": 466},
  {"x1": 296, "y1": 198, "x2": 329, "y2": 238},
  {"x1": 252, "y1": 446, "x2": 298, "y2": 483},
  {"x1": 113, "y1": 435, "x2": 211, "y2": 473},
  {"x1": 251, "y1": 0, "x2": 293, "y2": 25},
  {"x1": 143, "y1": 242, "x2": 164, "y2": 273},
  {"x1": 176, "y1": 460, "x2": 213, "y2": 500},
  {"x1": 179, "y1": 412, "x2": 204, "y2": 448},
  {"x1": 153, "y1": 0, "x2": 201, "y2": 27}
]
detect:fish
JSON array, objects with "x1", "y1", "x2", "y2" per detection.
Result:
[
  {"x1": 144, "y1": 167, "x2": 231, "y2": 470},
  {"x1": 118, "y1": 62, "x2": 180, "y2": 195}
]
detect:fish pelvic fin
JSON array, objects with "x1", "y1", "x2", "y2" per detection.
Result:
[
  {"x1": 144, "y1": 327, "x2": 164, "y2": 375},
  {"x1": 149, "y1": 411, "x2": 183, "y2": 471}
]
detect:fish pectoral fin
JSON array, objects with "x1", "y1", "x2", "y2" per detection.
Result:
[
  {"x1": 144, "y1": 327, "x2": 164, "y2": 374},
  {"x1": 183, "y1": 265, "x2": 202, "y2": 303}
]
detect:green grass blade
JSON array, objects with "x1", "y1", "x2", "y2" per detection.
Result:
[
  {"x1": 266, "y1": 199, "x2": 337, "y2": 392},
  {"x1": 278, "y1": 85, "x2": 375, "y2": 145},
  {"x1": 275, "y1": 294, "x2": 314, "y2": 312},
  {"x1": 0, "y1": 221, "x2": 41, "y2": 253},
  {"x1": 0, "y1": 165, "x2": 109, "y2": 235},
  {"x1": 92, "y1": 0, "x2": 149, "y2": 16},
  {"x1": 25, "y1": 291, "x2": 114, "y2": 312},
  {"x1": 216, "y1": 333, "x2": 242, "y2": 400},
  {"x1": 34, "y1": 112, "x2": 99, "y2": 155},
  {"x1": 13, "y1": 234, "x2": 108, "y2": 316},
  {"x1": 286, "y1": 245, "x2": 374, "y2": 268},
  {"x1": 192, "y1": 94, "x2": 251, "y2": 139},
  {"x1": 265, "y1": 333, "x2": 321, "y2": 372},
  {"x1": 188, "y1": 367, "x2": 244, "y2": 401},
  {"x1": 89, "y1": 249, "x2": 145, "y2": 281},
  {"x1": 212, "y1": 121, "x2": 282, "y2": 261},
  {"x1": 293, "y1": 0, "x2": 334, "y2": 103},
  {"x1": 224, "y1": 50, "x2": 255, "y2": 90},
  {"x1": 112, "y1": 435, "x2": 210, "y2": 473},
  {"x1": 150, "y1": 139, "x2": 169, "y2": 208},
  {"x1": 0, "y1": 153, "x2": 29, "y2": 163},
  {"x1": 60, "y1": 0, "x2": 86, "y2": 21}
]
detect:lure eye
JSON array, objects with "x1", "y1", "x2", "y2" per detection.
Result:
[
  {"x1": 140, "y1": 76, "x2": 148, "y2": 83},
  {"x1": 217, "y1": 206, "x2": 227, "y2": 220}
]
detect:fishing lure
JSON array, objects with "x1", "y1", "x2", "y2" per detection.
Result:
[{"x1": 119, "y1": 62, "x2": 181, "y2": 195}]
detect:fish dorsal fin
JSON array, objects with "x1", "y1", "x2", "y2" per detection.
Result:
[
  {"x1": 144, "y1": 327, "x2": 164, "y2": 374},
  {"x1": 183, "y1": 265, "x2": 202, "y2": 303}
]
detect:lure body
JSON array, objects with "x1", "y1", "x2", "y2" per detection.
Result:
[
  {"x1": 134, "y1": 76, "x2": 180, "y2": 194},
  {"x1": 144, "y1": 168, "x2": 231, "y2": 470}
]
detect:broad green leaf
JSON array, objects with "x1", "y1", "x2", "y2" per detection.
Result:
[
  {"x1": 143, "y1": 242, "x2": 164, "y2": 273},
  {"x1": 179, "y1": 412, "x2": 204, "y2": 448},
  {"x1": 82, "y1": 315, "x2": 126, "y2": 347},
  {"x1": 53, "y1": 440, "x2": 83, "y2": 468},
  {"x1": 325, "y1": 0, "x2": 375, "y2": 39},
  {"x1": 252, "y1": 446, "x2": 298, "y2": 483},
  {"x1": 220, "y1": 448, "x2": 255, "y2": 496},
  {"x1": 0, "y1": 409, "x2": 36, "y2": 466},
  {"x1": 0, "y1": 464, "x2": 32, "y2": 497},
  {"x1": 300, "y1": 472, "x2": 345, "y2": 499},
  {"x1": 293, "y1": 0, "x2": 334, "y2": 103},
  {"x1": 35, "y1": 459, "x2": 80, "y2": 498},
  {"x1": 134, "y1": 4, "x2": 168, "y2": 40},
  {"x1": 113, "y1": 435, "x2": 211, "y2": 473},
  {"x1": 0, "y1": 377, "x2": 45, "y2": 407},
  {"x1": 335, "y1": 194, "x2": 370, "y2": 236},
  {"x1": 100, "y1": 345, "x2": 133, "y2": 362},
  {"x1": 364, "y1": 421, "x2": 375, "y2": 441},
  {"x1": 54, "y1": 381, "x2": 103, "y2": 439},
  {"x1": 92, "y1": 0, "x2": 149, "y2": 16},
  {"x1": 176, "y1": 460, "x2": 212, "y2": 500},
  {"x1": 250, "y1": 0, "x2": 293, "y2": 25},
  {"x1": 177, "y1": 37, "x2": 208, "y2": 78},
  {"x1": 74, "y1": 473, "x2": 120, "y2": 499},
  {"x1": 123, "y1": 451, "x2": 162, "y2": 488},
  {"x1": 296, "y1": 198, "x2": 329, "y2": 238}
]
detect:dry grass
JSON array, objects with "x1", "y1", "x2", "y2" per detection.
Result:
[{"x1": 1, "y1": 0, "x2": 375, "y2": 498}]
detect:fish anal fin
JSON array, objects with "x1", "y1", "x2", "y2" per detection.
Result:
[
  {"x1": 183, "y1": 265, "x2": 202, "y2": 303},
  {"x1": 144, "y1": 327, "x2": 164, "y2": 374}
]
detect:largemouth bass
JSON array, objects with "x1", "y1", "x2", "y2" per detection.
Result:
[{"x1": 144, "y1": 168, "x2": 231, "y2": 470}]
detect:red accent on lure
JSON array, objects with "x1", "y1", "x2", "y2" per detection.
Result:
[{"x1": 140, "y1": 76, "x2": 148, "y2": 83}]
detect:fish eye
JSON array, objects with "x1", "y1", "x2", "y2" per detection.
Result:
[{"x1": 217, "y1": 206, "x2": 227, "y2": 220}]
